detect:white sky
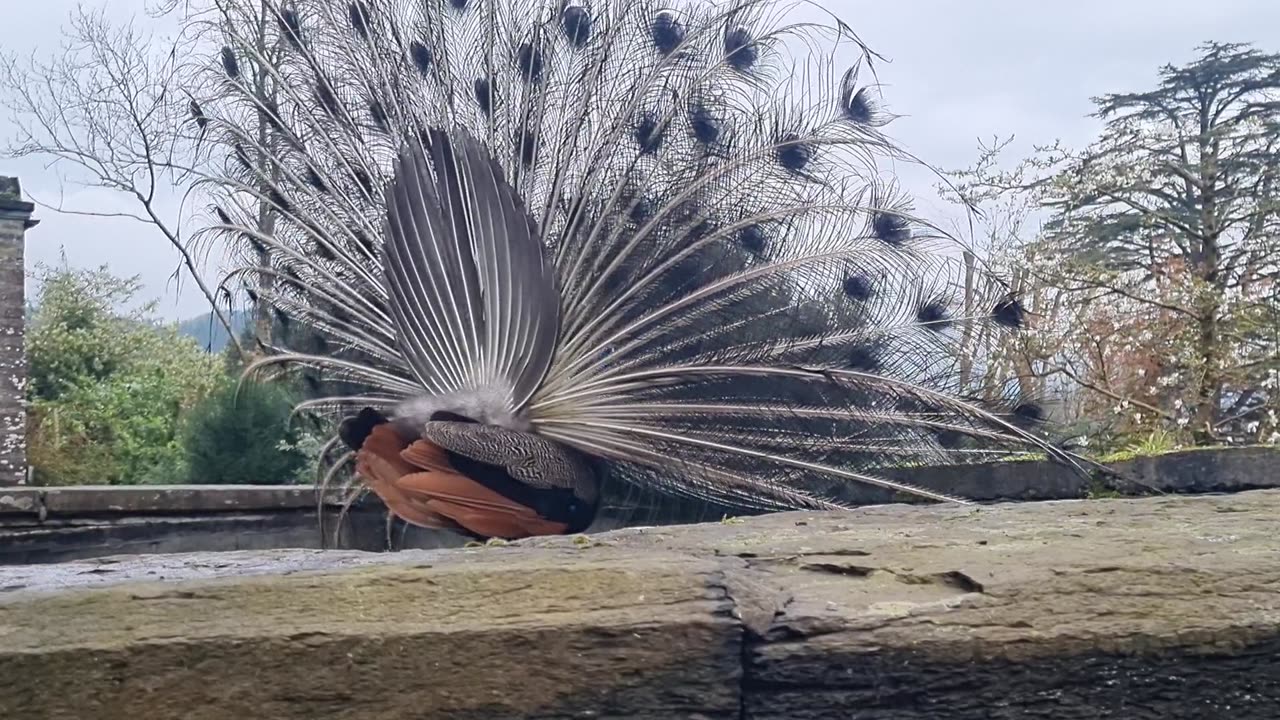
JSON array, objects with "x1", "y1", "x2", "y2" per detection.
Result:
[{"x1": 2, "y1": 0, "x2": 1278, "y2": 320}]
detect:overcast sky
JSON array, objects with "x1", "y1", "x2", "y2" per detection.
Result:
[{"x1": 2, "y1": 0, "x2": 1278, "y2": 321}]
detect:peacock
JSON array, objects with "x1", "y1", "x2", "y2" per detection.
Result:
[{"x1": 192, "y1": 0, "x2": 1068, "y2": 540}]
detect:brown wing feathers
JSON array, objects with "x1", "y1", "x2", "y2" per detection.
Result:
[{"x1": 346, "y1": 412, "x2": 571, "y2": 539}]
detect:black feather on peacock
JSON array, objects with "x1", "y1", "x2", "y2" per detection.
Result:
[{"x1": 194, "y1": 0, "x2": 1062, "y2": 539}]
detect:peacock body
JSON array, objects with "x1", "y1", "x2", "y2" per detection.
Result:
[{"x1": 196, "y1": 0, "x2": 1057, "y2": 539}]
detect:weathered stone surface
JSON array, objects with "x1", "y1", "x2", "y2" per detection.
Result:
[
  {"x1": 827, "y1": 445, "x2": 1280, "y2": 506},
  {"x1": 0, "y1": 175, "x2": 32, "y2": 487},
  {"x1": 1110, "y1": 445, "x2": 1280, "y2": 493},
  {"x1": 39, "y1": 484, "x2": 340, "y2": 515},
  {"x1": 2, "y1": 490, "x2": 1279, "y2": 719},
  {"x1": 0, "y1": 506, "x2": 469, "y2": 565},
  {"x1": 7, "y1": 447, "x2": 1279, "y2": 566},
  {"x1": 4, "y1": 512, "x2": 351, "y2": 565},
  {"x1": 0, "y1": 487, "x2": 469, "y2": 565},
  {"x1": 1, "y1": 551, "x2": 741, "y2": 719},
  {"x1": 0, "y1": 487, "x2": 40, "y2": 517}
]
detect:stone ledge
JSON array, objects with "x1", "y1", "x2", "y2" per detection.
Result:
[
  {"x1": 2, "y1": 485, "x2": 352, "y2": 521},
  {"x1": 2, "y1": 490, "x2": 1279, "y2": 719},
  {"x1": 838, "y1": 445, "x2": 1280, "y2": 505},
  {"x1": 0, "y1": 176, "x2": 37, "y2": 228},
  {"x1": 0, "y1": 488, "x2": 40, "y2": 517},
  {"x1": 38, "y1": 484, "x2": 340, "y2": 515},
  {"x1": 0, "y1": 486, "x2": 385, "y2": 565}
]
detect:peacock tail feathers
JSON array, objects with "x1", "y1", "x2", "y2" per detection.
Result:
[{"x1": 191, "y1": 0, "x2": 1062, "y2": 521}]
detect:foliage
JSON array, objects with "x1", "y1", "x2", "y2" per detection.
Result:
[
  {"x1": 1122, "y1": 429, "x2": 1182, "y2": 457},
  {"x1": 27, "y1": 264, "x2": 223, "y2": 485},
  {"x1": 179, "y1": 377, "x2": 311, "y2": 485},
  {"x1": 944, "y1": 42, "x2": 1280, "y2": 451}
]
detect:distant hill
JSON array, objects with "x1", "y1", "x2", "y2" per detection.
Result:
[{"x1": 176, "y1": 309, "x2": 252, "y2": 353}]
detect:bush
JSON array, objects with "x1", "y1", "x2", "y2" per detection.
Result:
[
  {"x1": 179, "y1": 378, "x2": 310, "y2": 484},
  {"x1": 27, "y1": 265, "x2": 223, "y2": 485}
]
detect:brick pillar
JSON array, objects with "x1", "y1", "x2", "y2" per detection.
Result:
[{"x1": 0, "y1": 177, "x2": 35, "y2": 485}]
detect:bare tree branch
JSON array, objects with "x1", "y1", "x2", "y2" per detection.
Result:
[{"x1": 0, "y1": 5, "x2": 244, "y2": 357}]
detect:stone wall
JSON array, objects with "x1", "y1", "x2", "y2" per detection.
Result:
[
  {"x1": 0, "y1": 177, "x2": 33, "y2": 487},
  {"x1": 0, "y1": 485, "x2": 466, "y2": 565},
  {"x1": 4, "y1": 447, "x2": 1278, "y2": 565},
  {"x1": 2, "y1": 489, "x2": 1278, "y2": 719},
  {"x1": 843, "y1": 445, "x2": 1280, "y2": 505}
]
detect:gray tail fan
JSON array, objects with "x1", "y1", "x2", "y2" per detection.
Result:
[{"x1": 197, "y1": 0, "x2": 1078, "y2": 517}]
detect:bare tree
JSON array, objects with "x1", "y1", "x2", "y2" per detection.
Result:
[
  {"x1": 0, "y1": 5, "x2": 245, "y2": 357},
  {"x1": 941, "y1": 137, "x2": 1055, "y2": 409}
]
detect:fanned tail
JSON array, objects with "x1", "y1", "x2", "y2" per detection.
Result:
[{"x1": 195, "y1": 0, "x2": 1070, "y2": 526}]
